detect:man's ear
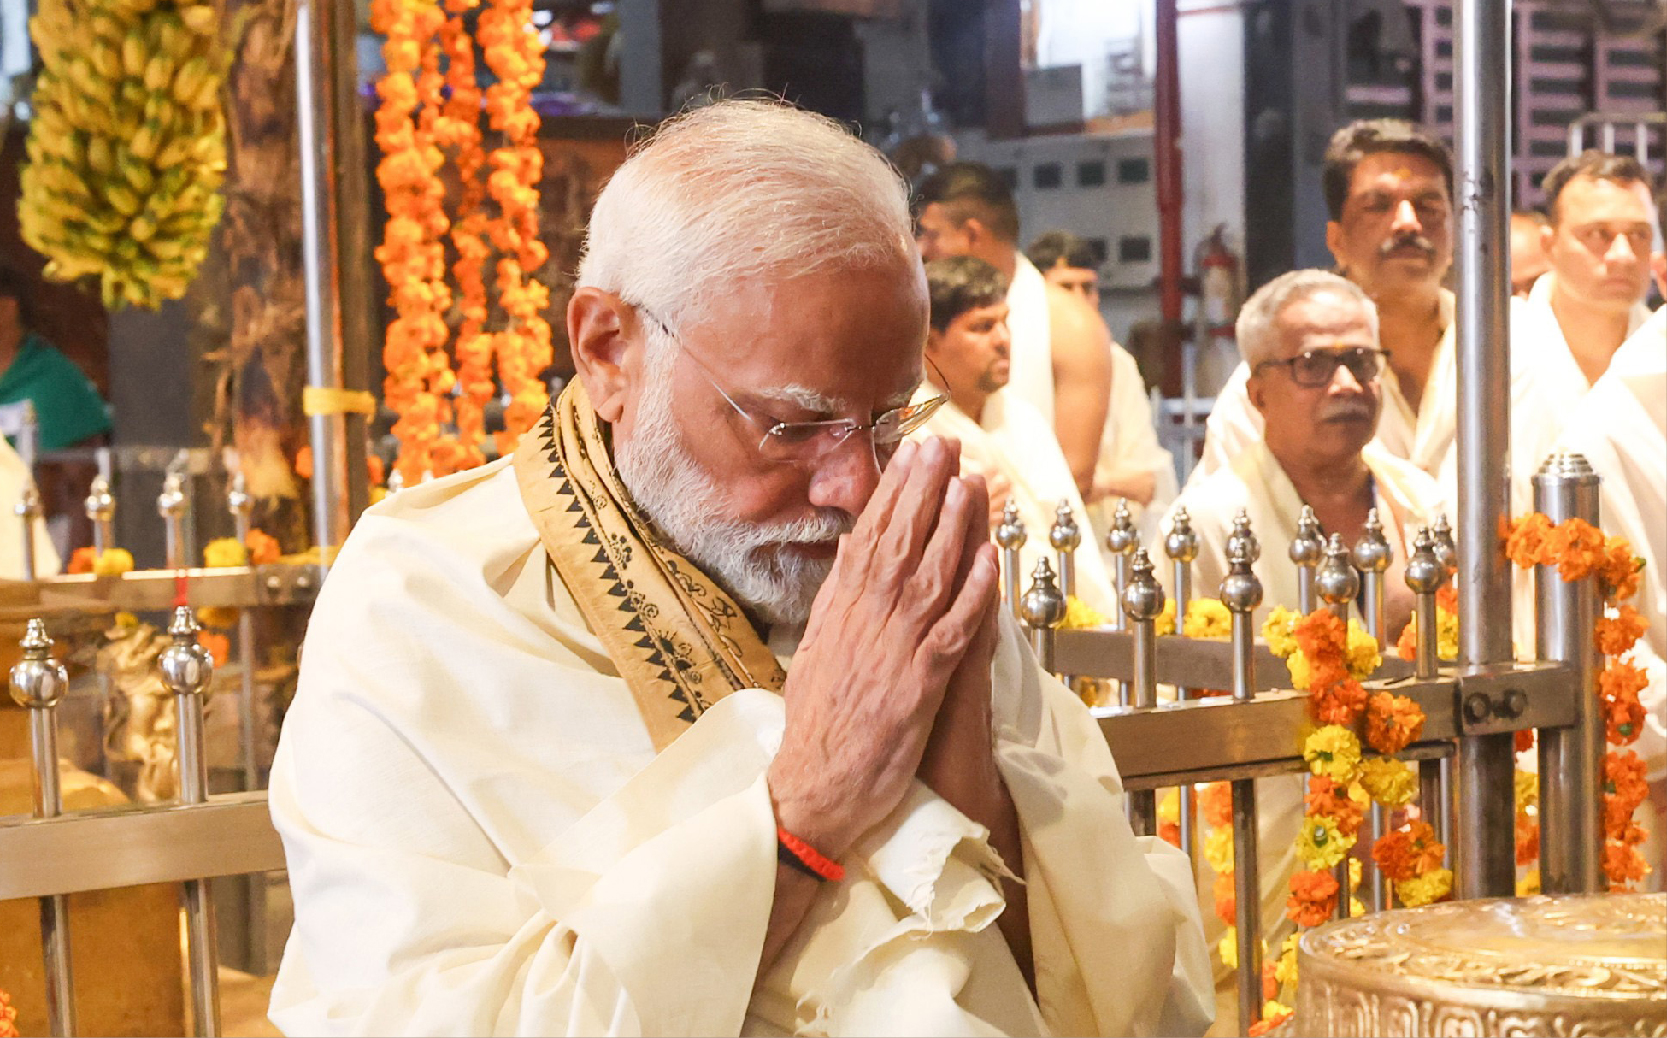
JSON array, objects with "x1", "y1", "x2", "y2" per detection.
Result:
[
  {"x1": 1246, "y1": 371, "x2": 1269, "y2": 415},
  {"x1": 567, "y1": 287, "x2": 639, "y2": 424},
  {"x1": 1324, "y1": 221, "x2": 1346, "y2": 271}
]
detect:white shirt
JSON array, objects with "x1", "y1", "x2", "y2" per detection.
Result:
[
  {"x1": 0, "y1": 436, "x2": 59, "y2": 579},
  {"x1": 1005, "y1": 254, "x2": 1056, "y2": 429},
  {"x1": 1157, "y1": 440, "x2": 1445, "y2": 945},
  {"x1": 268, "y1": 458, "x2": 1213, "y2": 1037},
  {"x1": 922, "y1": 390, "x2": 1121, "y2": 618}
]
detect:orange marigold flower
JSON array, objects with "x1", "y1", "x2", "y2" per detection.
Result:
[
  {"x1": 66, "y1": 545, "x2": 98, "y2": 575},
  {"x1": 1293, "y1": 609, "x2": 1346, "y2": 661},
  {"x1": 1263, "y1": 961, "x2": 1279, "y2": 1003},
  {"x1": 1603, "y1": 841, "x2": 1649, "y2": 887},
  {"x1": 1598, "y1": 540, "x2": 1643, "y2": 602},
  {"x1": 1371, "y1": 820, "x2": 1445, "y2": 881},
  {"x1": 1435, "y1": 582, "x2": 1458, "y2": 613},
  {"x1": 1604, "y1": 688, "x2": 1646, "y2": 746},
  {"x1": 1306, "y1": 775, "x2": 1367, "y2": 837},
  {"x1": 1365, "y1": 691, "x2": 1425, "y2": 755},
  {"x1": 295, "y1": 444, "x2": 314, "y2": 481},
  {"x1": 1200, "y1": 782, "x2": 1233, "y2": 828},
  {"x1": 199, "y1": 631, "x2": 230, "y2": 668},
  {"x1": 1599, "y1": 660, "x2": 1649, "y2": 706},
  {"x1": 1515, "y1": 812, "x2": 1540, "y2": 865},
  {"x1": 1595, "y1": 605, "x2": 1648, "y2": 657},
  {"x1": 1249, "y1": 1008, "x2": 1295, "y2": 1038},
  {"x1": 245, "y1": 529, "x2": 282, "y2": 566},
  {"x1": 1310, "y1": 678, "x2": 1368, "y2": 726},
  {"x1": 1286, "y1": 869, "x2": 1340, "y2": 927},
  {"x1": 1515, "y1": 728, "x2": 1536, "y2": 754},
  {"x1": 1158, "y1": 820, "x2": 1181, "y2": 848},
  {"x1": 1214, "y1": 871, "x2": 1236, "y2": 925},
  {"x1": 1504, "y1": 512, "x2": 1554, "y2": 568},
  {"x1": 1396, "y1": 620, "x2": 1418, "y2": 662}
]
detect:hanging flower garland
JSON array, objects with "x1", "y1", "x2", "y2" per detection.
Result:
[
  {"x1": 372, "y1": 0, "x2": 551, "y2": 482},
  {"x1": 1504, "y1": 512, "x2": 1651, "y2": 888}
]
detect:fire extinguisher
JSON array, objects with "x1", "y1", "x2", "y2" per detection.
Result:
[{"x1": 1194, "y1": 225, "x2": 1243, "y2": 338}]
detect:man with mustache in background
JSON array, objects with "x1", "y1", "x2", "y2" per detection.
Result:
[{"x1": 1193, "y1": 120, "x2": 1458, "y2": 494}]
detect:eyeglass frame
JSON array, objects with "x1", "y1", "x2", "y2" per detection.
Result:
[
  {"x1": 628, "y1": 301, "x2": 951, "y2": 461},
  {"x1": 1252, "y1": 345, "x2": 1389, "y2": 389}
]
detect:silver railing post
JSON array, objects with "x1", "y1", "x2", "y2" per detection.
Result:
[
  {"x1": 228, "y1": 474, "x2": 260, "y2": 794},
  {"x1": 1353, "y1": 509, "x2": 1393, "y2": 911},
  {"x1": 1290, "y1": 505, "x2": 1323, "y2": 613},
  {"x1": 996, "y1": 501, "x2": 1027, "y2": 620},
  {"x1": 1020, "y1": 557, "x2": 1067, "y2": 676},
  {"x1": 1318, "y1": 533, "x2": 1360, "y2": 916},
  {"x1": 1406, "y1": 527, "x2": 1451, "y2": 856},
  {"x1": 1220, "y1": 539, "x2": 1263, "y2": 1032},
  {"x1": 159, "y1": 607, "x2": 222, "y2": 1037},
  {"x1": 1432, "y1": 513, "x2": 1458, "y2": 579},
  {"x1": 1165, "y1": 508, "x2": 1200, "y2": 859},
  {"x1": 1534, "y1": 453, "x2": 1604, "y2": 893},
  {"x1": 85, "y1": 475, "x2": 115, "y2": 554},
  {"x1": 159, "y1": 471, "x2": 189, "y2": 570},
  {"x1": 1123, "y1": 549, "x2": 1164, "y2": 836},
  {"x1": 1049, "y1": 499, "x2": 1081, "y2": 603},
  {"x1": 15, "y1": 478, "x2": 41, "y2": 581},
  {"x1": 10, "y1": 619, "x2": 78, "y2": 1036},
  {"x1": 1106, "y1": 500, "x2": 1138, "y2": 630}
]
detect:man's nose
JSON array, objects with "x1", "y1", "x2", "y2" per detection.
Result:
[
  {"x1": 1604, "y1": 231, "x2": 1639, "y2": 265},
  {"x1": 807, "y1": 432, "x2": 884, "y2": 517},
  {"x1": 1391, "y1": 199, "x2": 1421, "y2": 234},
  {"x1": 1330, "y1": 360, "x2": 1366, "y2": 393}
]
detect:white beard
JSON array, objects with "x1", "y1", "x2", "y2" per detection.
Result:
[{"x1": 615, "y1": 347, "x2": 853, "y2": 627}]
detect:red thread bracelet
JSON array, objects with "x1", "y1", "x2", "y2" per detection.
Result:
[{"x1": 777, "y1": 825, "x2": 845, "y2": 883}]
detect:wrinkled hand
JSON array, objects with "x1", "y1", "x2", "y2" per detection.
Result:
[{"x1": 769, "y1": 436, "x2": 1001, "y2": 858}]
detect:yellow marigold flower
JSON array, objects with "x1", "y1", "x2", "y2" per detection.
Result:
[
  {"x1": 1349, "y1": 856, "x2": 1364, "y2": 891},
  {"x1": 1154, "y1": 598, "x2": 1177, "y2": 636},
  {"x1": 1218, "y1": 928, "x2": 1238, "y2": 969},
  {"x1": 1264, "y1": 1000, "x2": 1293, "y2": 1021},
  {"x1": 1517, "y1": 868, "x2": 1541, "y2": 897},
  {"x1": 196, "y1": 606, "x2": 240, "y2": 630},
  {"x1": 1359, "y1": 757, "x2": 1418, "y2": 806},
  {"x1": 1061, "y1": 596, "x2": 1109, "y2": 630},
  {"x1": 370, "y1": 487, "x2": 389, "y2": 506},
  {"x1": 1184, "y1": 599, "x2": 1232, "y2": 640},
  {"x1": 1204, "y1": 825, "x2": 1235, "y2": 874},
  {"x1": 1304, "y1": 725, "x2": 1362, "y2": 783},
  {"x1": 1274, "y1": 935, "x2": 1300, "y2": 987},
  {"x1": 1297, "y1": 815, "x2": 1354, "y2": 869},
  {"x1": 1436, "y1": 610, "x2": 1460, "y2": 660},
  {"x1": 1263, "y1": 607, "x2": 1301, "y2": 658},
  {"x1": 202, "y1": 537, "x2": 249, "y2": 568},
  {"x1": 92, "y1": 548, "x2": 135, "y2": 576},
  {"x1": 1345, "y1": 620, "x2": 1381, "y2": 678},
  {"x1": 1159, "y1": 788, "x2": 1180, "y2": 826},
  {"x1": 1515, "y1": 769, "x2": 1539, "y2": 810},
  {"x1": 113, "y1": 611, "x2": 139, "y2": 629},
  {"x1": 1286, "y1": 651, "x2": 1313, "y2": 690},
  {"x1": 1350, "y1": 896, "x2": 1366, "y2": 916},
  {"x1": 1395, "y1": 867, "x2": 1453, "y2": 907}
]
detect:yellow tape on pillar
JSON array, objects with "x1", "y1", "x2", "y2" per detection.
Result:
[{"x1": 302, "y1": 387, "x2": 377, "y2": 417}]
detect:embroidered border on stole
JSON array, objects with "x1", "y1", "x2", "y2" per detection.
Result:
[{"x1": 513, "y1": 382, "x2": 786, "y2": 751}]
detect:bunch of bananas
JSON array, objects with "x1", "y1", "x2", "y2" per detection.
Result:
[{"x1": 18, "y1": 0, "x2": 228, "y2": 310}]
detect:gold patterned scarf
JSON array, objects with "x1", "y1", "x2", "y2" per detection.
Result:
[{"x1": 513, "y1": 381, "x2": 786, "y2": 751}]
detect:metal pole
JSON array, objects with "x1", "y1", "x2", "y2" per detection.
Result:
[
  {"x1": 1534, "y1": 453, "x2": 1604, "y2": 893},
  {"x1": 159, "y1": 472, "x2": 188, "y2": 570},
  {"x1": 1220, "y1": 539, "x2": 1263, "y2": 1032},
  {"x1": 1106, "y1": 500, "x2": 1138, "y2": 630},
  {"x1": 160, "y1": 607, "x2": 222, "y2": 1037},
  {"x1": 1407, "y1": 528, "x2": 1450, "y2": 854},
  {"x1": 1154, "y1": 0, "x2": 1184, "y2": 328},
  {"x1": 228, "y1": 475, "x2": 259, "y2": 794},
  {"x1": 1454, "y1": 0, "x2": 1518, "y2": 901},
  {"x1": 1165, "y1": 508, "x2": 1200, "y2": 859},
  {"x1": 85, "y1": 475, "x2": 115, "y2": 554},
  {"x1": 1049, "y1": 499, "x2": 1081, "y2": 603},
  {"x1": 1290, "y1": 506, "x2": 1323, "y2": 614},
  {"x1": 996, "y1": 502, "x2": 1026, "y2": 620},
  {"x1": 10, "y1": 619, "x2": 78, "y2": 1036},
  {"x1": 1019, "y1": 557, "x2": 1066, "y2": 676},
  {"x1": 296, "y1": 0, "x2": 363, "y2": 567},
  {"x1": 15, "y1": 479, "x2": 40, "y2": 581},
  {"x1": 1124, "y1": 549, "x2": 1163, "y2": 836},
  {"x1": 1353, "y1": 509, "x2": 1393, "y2": 911}
]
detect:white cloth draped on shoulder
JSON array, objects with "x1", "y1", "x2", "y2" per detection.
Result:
[
  {"x1": 1004, "y1": 255, "x2": 1056, "y2": 429},
  {"x1": 268, "y1": 457, "x2": 1213, "y2": 1037}
]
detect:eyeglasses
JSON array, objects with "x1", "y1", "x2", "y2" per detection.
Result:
[
  {"x1": 633, "y1": 304, "x2": 949, "y2": 462},
  {"x1": 1254, "y1": 346, "x2": 1388, "y2": 388}
]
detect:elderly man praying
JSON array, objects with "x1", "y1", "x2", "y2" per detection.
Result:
[{"x1": 268, "y1": 100, "x2": 1211, "y2": 1037}]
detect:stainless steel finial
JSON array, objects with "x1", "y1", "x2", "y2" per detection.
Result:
[
  {"x1": 995, "y1": 499, "x2": 1027, "y2": 550},
  {"x1": 1123, "y1": 548, "x2": 1166, "y2": 622},
  {"x1": 227, "y1": 472, "x2": 252, "y2": 516},
  {"x1": 9, "y1": 618, "x2": 68, "y2": 710},
  {"x1": 1317, "y1": 532, "x2": 1361, "y2": 606},
  {"x1": 387, "y1": 469, "x2": 405, "y2": 494},
  {"x1": 84, "y1": 476, "x2": 114, "y2": 521},
  {"x1": 1219, "y1": 538, "x2": 1264, "y2": 614},
  {"x1": 1289, "y1": 505, "x2": 1324, "y2": 566},
  {"x1": 1431, "y1": 513, "x2": 1457, "y2": 575},
  {"x1": 158, "y1": 471, "x2": 186, "y2": 519},
  {"x1": 1227, "y1": 508, "x2": 1261, "y2": 564},
  {"x1": 1105, "y1": 499, "x2": 1138, "y2": 556},
  {"x1": 14, "y1": 480, "x2": 40, "y2": 521},
  {"x1": 1048, "y1": 499, "x2": 1082, "y2": 553},
  {"x1": 1019, "y1": 556, "x2": 1067, "y2": 631},
  {"x1": 1164, "y1": 506, "x2": 1200, "y2": 563},
  {"x1": 158, "y1": 606, "x2": 215, "y2": 698},
  {"x1": 1352, "y1": 507, "x2": 1393, "y2": 574},
  {"x1": 1405, "y1": 526, "x2": 1445, "y2": 595}
]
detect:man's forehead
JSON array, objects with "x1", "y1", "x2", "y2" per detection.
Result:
[
  {"x1": 1349, "y1": 153, "x2": 1448, "y2": 195},
  {"x1": 1557, "y1": 176, "x2": 1656, "y2": 222}
]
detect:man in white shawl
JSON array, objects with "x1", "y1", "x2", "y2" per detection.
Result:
[
  {"x1": 915, "y1": 255, "x2": 1120, "y2": 618},
  {"x1": 268, "y1": 100, "x2": 1211, "y2": 1037},
  {"x1": 1194, "y1": 120, "x2": 1458, "y2": 492},
  {"x1": 1158, "y1": 270, "x2": 1445, "y2": 951}
]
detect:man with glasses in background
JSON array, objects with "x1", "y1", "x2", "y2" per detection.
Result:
[
  {"x1": 1157, "y1": 269, "x2": 1445, "y2": 977},
  {"x1": 269, "y1": 99, "x2": 1211, "y2": 1037}
]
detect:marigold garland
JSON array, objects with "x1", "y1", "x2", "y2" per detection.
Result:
[
  {"x1": 0, "y1": 987, "x2": 16, "y2": 1038},
  {"x1": 1505, "y1": 512, "x2": 1652, "y2": 888}
]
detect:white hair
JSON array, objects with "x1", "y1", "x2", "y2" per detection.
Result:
[
  {"x1": 614, "y1": 323, "x2": 853, "y2": 626},
  {"x1": 1235, "y1": 269, "x2": 1381, "y2": 368},
  {"x1": 577, "y1": 98, "x2": 916, "y2": 328}
]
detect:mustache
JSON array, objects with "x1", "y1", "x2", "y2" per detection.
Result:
[
  {"x1": 1319, "y1": 399, "x2": 1376, "y2": 423},
  {"x1": 1379, "y1": 233, "x2": 1436, "y2": 259},
  {"x1": 750, "y1": 510, "x2": 854, "y2": 547}
]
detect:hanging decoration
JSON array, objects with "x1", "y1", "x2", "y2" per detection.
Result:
[
  {"x1": 19, "y1": 0, "x2": 229, "y2": 309},
  {"x1": 371, "y1": 0, "x2": 552, "y2": 483}
]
